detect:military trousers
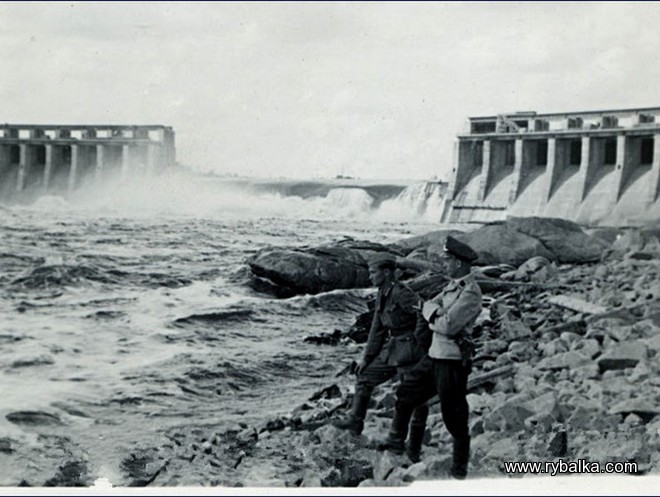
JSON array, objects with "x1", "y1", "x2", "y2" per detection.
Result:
[
  {"x1": 356, "y1": 352, "x2": 421, "y2": 397},
  {"x1": 394, "y1": 355, "x2": 470, "y2": 441},
  {"x1": 355, "y1": 353, "x2": 428, "y2": 424}
]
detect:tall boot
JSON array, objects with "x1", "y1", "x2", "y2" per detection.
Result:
[
  {"x1": 450, "y1": 435, "x2": 470, "y2": 479},
  {"x1": 373, "y1": 408, "x2": 412, "y2": 454},
  {"x1": 406, "y1": 404, "x2": 428, "y2": 463},
  {"x1": 333, "y1": 389, "x2": 370, "y2": 435}
]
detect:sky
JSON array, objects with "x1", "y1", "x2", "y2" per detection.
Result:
[{"x1": 1, "y1": 1, "x2": 660, "y2": 180}]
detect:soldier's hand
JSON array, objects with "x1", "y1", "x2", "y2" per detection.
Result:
[
  {"x1": 355, "y1": 359, "x2": 368, "y2": 375},
  {"x1": 422, "y1": 301, "x2": 440, "y2": 322}
]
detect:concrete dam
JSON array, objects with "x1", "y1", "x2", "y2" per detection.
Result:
[
  {"x1": 441, "y1": 107, "x2": 660, "y2": 226},
  {"x1": 0, "y1": 124, "x2": 175, "y2": 201}
]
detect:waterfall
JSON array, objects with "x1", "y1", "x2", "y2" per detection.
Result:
[{"x1": 376, "y1": 182, "x2": 448, "y2": 222}]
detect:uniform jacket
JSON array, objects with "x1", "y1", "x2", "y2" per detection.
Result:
[
  {"x1": 363, "y1": 281, "x2": 428, "y2": 367},
  {"x1": 425, "y1": 273, "x2": 482, "y2": 360}
]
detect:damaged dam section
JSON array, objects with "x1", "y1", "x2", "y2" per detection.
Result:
[
  {"x1": 0, "y1": 124, "x2": 176, "y2": 202},
  {"x1": 441, "y1": 106, "x2": 660, "y2": 227}
]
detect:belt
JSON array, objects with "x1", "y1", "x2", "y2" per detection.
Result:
[{"x1": 385, "y1": 326, "x2": 414, "y2": 339}]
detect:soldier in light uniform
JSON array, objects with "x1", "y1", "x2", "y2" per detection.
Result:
[
  {"x1": 375, "y1": 236, "x2": 482, "y2": 478},
  {"x1": 334, "y1": 252, "x2": 431, "y2": 461}
]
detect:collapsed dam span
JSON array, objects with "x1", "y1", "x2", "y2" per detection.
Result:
[
  {"x1": 441, "y1": 106, "x2": 660, "y2": 226},
  {"x1": 0, "y1": 124, "x2": 175, "y2": 200}
]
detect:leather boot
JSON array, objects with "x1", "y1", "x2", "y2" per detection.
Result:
[
  {"x1": 450, "y1": 435, "x2": 470, "y2": 479},
  {"x1": 373, "y1": 408, "x2": 411, "y2": 455},
  {"x1": 406, "y1": 404, "x2": 428, "y2": 463},
  {"x1": 333, "y1": 390, "x2": 370, "y2": 435}
]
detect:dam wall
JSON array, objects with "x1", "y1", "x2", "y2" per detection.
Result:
[
  {"x1": 441, "y1": 107, "x2": 660, "y2": 226},
  {"x1": 0, "y1": 124, "x2": 175, "y2": 201}
]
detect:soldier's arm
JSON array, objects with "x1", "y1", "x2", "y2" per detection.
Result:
[
  {"x1": 400, "y1": 287, "x2": 422, "y2": 312},
  {"x1": 395, "y1": 288, "x2": 431, "y2": 350},
  {"x1": 421, "y1": 288, "x2": 447, "y2": 323},
  {"x1": 428, "y1": 285, "x2": 482, "y2": 337},
  {"x1": 413, "y1": 305, "x2": 432, "y2": 350},
  {"x1": 362, "y1": 302, "x2": 385, "y2": 363}
]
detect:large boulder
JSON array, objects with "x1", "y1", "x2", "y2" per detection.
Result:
[
  {"x1": 537, "y1": 351, "x2": 591, "y2": 371},
  {"x1": 506, "y1": 217, "x2": 610, "y2": 263},
  {"x1": 247, "y1": 238, "x2": 416, "y2": 295},
  {"x1": 389, "y1": 230, "x2": 462, "y2": 255},
  {"x1": 597, "y1": 341, "x2": 649, "y2": 372},
  {"x1": 454, "y1": 224, "x2": 556, "y2": 266},
  {"x1": 483, "y1": 390, "x2": 562, "y2": 434},
  {"x1": 609, "y1": 399, "x2": 660, "y2": 420},
  {"x1": 248, "y1": 246, "x2": 372, "y2": 294},
  {"x1": 500, "y1": 256, "x2": 555, "y2": 282}
]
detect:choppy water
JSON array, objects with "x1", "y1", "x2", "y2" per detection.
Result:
[{"x1": 0, "y1": 172, "x2": 442, "y2": 481}]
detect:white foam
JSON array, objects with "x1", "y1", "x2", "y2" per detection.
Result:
[
  {"x1": 8, "y1": 170, "x2": 448, "y2": 223},
  {"x1": 377, "y1": 181, "x2": 447, "y2": 222}
]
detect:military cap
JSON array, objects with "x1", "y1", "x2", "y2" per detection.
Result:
[
  {"x1": 444, "y1": 236, "x2": 478, "y2": 263},
  {"x1": 368, "y1": 252, "x2": 397, "y2": 269}
]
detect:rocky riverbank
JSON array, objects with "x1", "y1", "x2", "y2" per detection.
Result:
[
  {"x1": 2, "y1": 217, "x2": 659, "y2": 487},
  {"x1": 243, "y1": 233, "x2": 659, "y2": 487}
]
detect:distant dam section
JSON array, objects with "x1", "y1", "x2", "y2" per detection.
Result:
[
  {"x1": 441, "y1": 106, "x2": 660, "y2": 227},
  {"x1": 0, "y1": 124, "x2": 176, "y2": 201},
  {"x1": 224, "y1": 177, "x2": 419, "y2": 205},
  {"x1": 215, "y1": 177, "x2": 448, "y2": 221}
]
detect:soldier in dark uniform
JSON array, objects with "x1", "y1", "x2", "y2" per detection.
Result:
[
  {"x1": 375, "y1": 236, "x2": 482, "y2": 479},
  {"x1": 333, "y1": 252, "x2": 431, "y2": 461}
]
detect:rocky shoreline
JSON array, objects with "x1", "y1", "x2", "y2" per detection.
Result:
[{"x1": 2, "y1": 216, "x2": 659, "y2": 487}]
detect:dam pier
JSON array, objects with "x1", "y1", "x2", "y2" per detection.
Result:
[
  {"x1": 0, "y1": 124, "x2": 175, "y2": 200},
  {"x1": 441, "y1": 106, "x2": 660, "y2": 226}
]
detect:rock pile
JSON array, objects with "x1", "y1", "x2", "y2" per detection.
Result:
[{"x1": 235, "y1": 222, "x2": 659, "y2": 486}]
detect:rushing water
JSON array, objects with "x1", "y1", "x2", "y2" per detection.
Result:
[{"x1": 0, "y1": 171, "x2": 445, "y2": 483}]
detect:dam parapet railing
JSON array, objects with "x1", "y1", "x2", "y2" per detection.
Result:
[
  {"x1": 0, "y1": 124, "x2": 176, "y2": 201},
  {"x1": 441, "y1": 107, "x2": 660, "y2": 227}
]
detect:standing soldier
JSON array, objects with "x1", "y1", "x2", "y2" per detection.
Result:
[
  {"x1": 333, "y1": 252, "x2": 431, "y2": 462},
  {"x1": 375, "y1": 236, "x2": 482, "y2": 479}
]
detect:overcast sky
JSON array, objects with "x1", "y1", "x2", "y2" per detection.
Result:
[{"x1": 1, "y1": 2, "x2": 659, "y2": 180}]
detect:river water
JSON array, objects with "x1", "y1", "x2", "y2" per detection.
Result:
[{"x1": 0, "y1": 171, "x2": 444, "y2": 484}]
